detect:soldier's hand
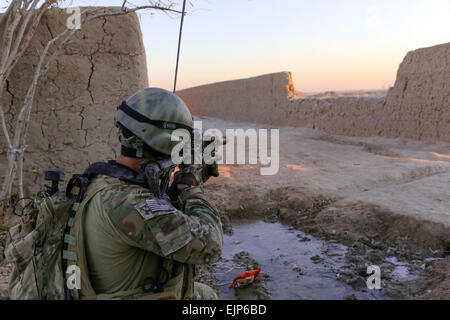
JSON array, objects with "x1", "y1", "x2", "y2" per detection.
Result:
[{"x1": 172, "y1": 164, "x2": 203, "y2": 191}]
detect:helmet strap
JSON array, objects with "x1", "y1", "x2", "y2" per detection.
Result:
[{"x1": 121, "y1": 145, "x2": 144, "y2": 159}]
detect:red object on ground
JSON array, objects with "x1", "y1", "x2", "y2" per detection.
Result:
[{"x1": 230, "y1": 268, "x2": 261, "y2": 288}]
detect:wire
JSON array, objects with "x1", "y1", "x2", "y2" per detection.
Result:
[{"x1": 173, "y1": 0, "x2": 187, "y2": 93}]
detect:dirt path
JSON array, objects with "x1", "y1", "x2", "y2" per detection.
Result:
[{"x1": 202, "y1": 116, "x2": 450, "y2": 227}]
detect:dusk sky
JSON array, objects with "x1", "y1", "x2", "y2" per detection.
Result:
[{"x1": 3, "y1": 0, "x2": 450, "y2": 92}]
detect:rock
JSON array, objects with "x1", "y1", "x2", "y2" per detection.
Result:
[
  {"x1": 279, "y1": 208, "x2": 292, "y2": 220},
  {"x1": 297, "y1": 235, "x2": 311, "y2": 242},
  {"x1": 232, "y1": 251, "x2": 259, "y2": 270},
  {"x1": 367, "y1": 250, "x2": 384, "y2": 264},
  {"x1": 310, "y1": 255, "x2": 323, "y2": 263},
  {"x1": 261, "y1": 273, "x2": 270, "y2": 280},
  {"x1": 345, "y1": 293, "x2": 358, "y2": 300},
  {"x1": 292, "y1": 265, "x2": 303, "y2": 275}
]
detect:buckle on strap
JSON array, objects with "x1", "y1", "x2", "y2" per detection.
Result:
[
  {"x1": 63, "y1": 250, "x2": 77, "y2": 261},
  {"x1": 64, "y1": 234, "x2": 76, "y2": 246}
]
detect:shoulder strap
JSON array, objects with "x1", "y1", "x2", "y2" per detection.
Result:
[
  {"x1": 63, "y1": 173, "x2": 112, "y2": 300},
  {"x1": 63, "y1": 178, "x2": 111, "y2": 300},
  {"x1": 83, "y1": 161, "x2": 146, "y2": 186}
]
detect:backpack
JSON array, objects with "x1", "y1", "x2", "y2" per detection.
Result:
[{"x1": 3, "y1": 173, "x2": 95, "y2": 300}]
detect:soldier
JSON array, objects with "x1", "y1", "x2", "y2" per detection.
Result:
[{"x1": 74, "y1": 88, "x2": 223, "y2": 300}]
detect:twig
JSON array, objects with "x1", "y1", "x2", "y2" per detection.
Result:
[
  {"x1": 0, "y1": 2, "x2": 14, "y2": 27},
  {"x1": 7, "y1": 0, "x2": 40, "y2": 64},
  {"x1": 17, "y1": 151, "x2": 24, "y2": 200}
]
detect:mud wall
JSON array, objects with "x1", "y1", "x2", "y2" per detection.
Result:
[
  {"x1": 382, "y1": 43, "x2": 450, "y2": 141},
  {"x1": 177, "y1": 72, "x2": 386, "y2": 136},
  {"x1": 0, "y1": 7, "x2": 148, "y2": 195},
  {"x1": 177, "y1": 42, "x2": 450, "y2": 142}
]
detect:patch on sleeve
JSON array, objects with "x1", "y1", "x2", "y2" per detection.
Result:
[{"x1": 135, "y1": 198, "x2": 176, "y2": 221}]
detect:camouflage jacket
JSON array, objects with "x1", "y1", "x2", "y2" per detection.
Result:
[{"x1": 82, "y1": 174, "x2": 223, "y2": 295}]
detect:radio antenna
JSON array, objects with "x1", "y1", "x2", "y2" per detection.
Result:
[{"x1": 173, "y1": 0, "x2": 187, "y2": 93}]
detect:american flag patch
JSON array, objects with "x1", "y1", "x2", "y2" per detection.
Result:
[{"x1": 146, "y1": 198, "x2": 175, "y2": 213}]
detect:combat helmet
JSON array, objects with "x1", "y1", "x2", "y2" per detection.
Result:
[{"x1": 115, "y1": 88, "x2": 193, "y2": 160}]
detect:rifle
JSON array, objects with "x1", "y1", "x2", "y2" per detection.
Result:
[
  {"x1": 141, "y1": 133, "x2": 227, "y2": 198},
  {"x1": 141, "y1": 158, "x2": 175, "y2": 199}
]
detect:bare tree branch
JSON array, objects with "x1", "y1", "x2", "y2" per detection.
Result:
[
  {"x1": 4, "y1": 1, "x2": 54, "y2": 80},
  {"x1": 6, "y1": 0, "x2": 40, "y2": 65},
  {"x1": 85, "y1": 5, "x2": 182, "y2": 21},
  {"x1": 0, "y1": 1, "x2": 22, "y2": 77},
  {"x1": 0, "y1": 1, "x2": 15, "y2": 28}
]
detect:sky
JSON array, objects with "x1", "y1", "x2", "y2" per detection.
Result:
[{"x1": 3, "y1": 0, "x2": 450, "y2": 92}]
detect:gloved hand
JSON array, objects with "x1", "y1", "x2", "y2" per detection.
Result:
[
  {"x1": 173, "y1": 164, "x2": 204, "y2": 190},
  {"x1": 168, "y1": 164, "x2": 204, "y2": 208},
  {"x1": 168, "y1": 134, "x2": 225, "y2": 203},
  {"x1": 173, "y1": 161, "x2": 219, "y2": 190}
]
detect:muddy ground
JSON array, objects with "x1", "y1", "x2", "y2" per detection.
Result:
[
  {"x1": 203, "y1": 210, "x2": 442, "y2": 300},
  {"x1": 199, "y1": 175, "x2": 450, "y2": 300}
]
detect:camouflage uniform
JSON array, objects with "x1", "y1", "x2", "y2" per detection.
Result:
[{"x1": 82, "y1": 173, "x2": 223, "y2": 299}]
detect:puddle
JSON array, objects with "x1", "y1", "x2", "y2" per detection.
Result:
[
  {"x1": 385, "y1": 257, "x2": 414, "y2": 280},
  {"x1": 214, "y1": 221, "x2": 424, "y2": 300}
]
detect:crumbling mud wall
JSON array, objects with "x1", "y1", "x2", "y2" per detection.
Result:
[
  {"x1": 178, "y1": 72, "x2": 297, "y2": 125},
  {"x1": 177, "y1": 72, "x2": 386, "y2": 135},
  {"x1": 0, "y1": 7, "x2": 148, "y2": 195},
  {"x1": 381, "y1": 42, "x2": 450, "y2": 141},
  {"x1": 177, "y1": 42, "x2": 450, "y2": 142}
]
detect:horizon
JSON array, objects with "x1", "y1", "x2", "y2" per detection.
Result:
[{"x1": 1, "y1": 0, "x2": 449, "y2": 92}]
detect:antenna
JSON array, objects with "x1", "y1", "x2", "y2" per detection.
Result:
[{"x1": 173, "y1": 0, "x2": 187, "y2": 93}]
